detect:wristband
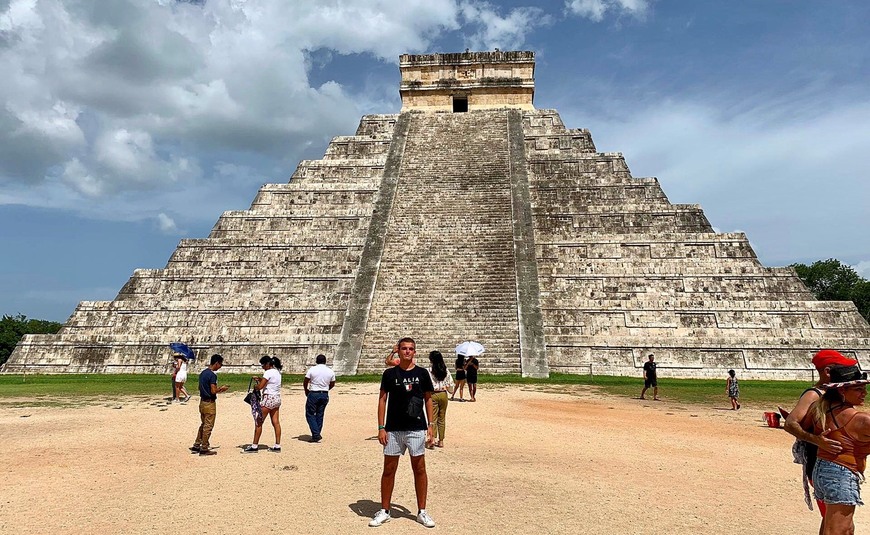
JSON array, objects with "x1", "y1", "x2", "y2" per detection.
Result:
[{"x1": 378, "y1": 425, "x2": 385, "y2": 430}]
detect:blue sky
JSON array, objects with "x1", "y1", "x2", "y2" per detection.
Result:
[{"x1": 1, "y1": 0, "x2": 868, "y2": 322}]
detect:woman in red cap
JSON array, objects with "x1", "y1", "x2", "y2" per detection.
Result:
[
  {"x1": 784, "y1": 350, "x2": 859, "y2": 531},
  {"x1": 810, "y1": 364, "x2": 870, "y2": 535}
]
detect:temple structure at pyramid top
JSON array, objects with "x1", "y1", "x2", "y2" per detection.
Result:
[
  {"x1": 399, "y1": 51, "x2": 535, "y2": 111},
  {"x1": 4, "y1": 50, "x2": 868, "y2": 378}
]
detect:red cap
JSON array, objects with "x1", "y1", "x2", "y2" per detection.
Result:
[{"x1": 811, "y1": 349, "x2": 858, "y2": 370}]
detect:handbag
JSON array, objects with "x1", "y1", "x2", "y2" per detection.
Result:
[
  {"x1": 406, "y1": 392, "x2": 424, "y2": 420},
  {"x1": 243, "y1": 377, "x2": 261, "y2": 404}
]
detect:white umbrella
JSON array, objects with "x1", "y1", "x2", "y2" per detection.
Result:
[{"x1": 455, "y1": 341, "x2": 485, "y2": 356}]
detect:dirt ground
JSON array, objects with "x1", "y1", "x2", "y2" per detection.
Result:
[{"x1": 0, "y1": 382, "x2": 863, "y2": 534}]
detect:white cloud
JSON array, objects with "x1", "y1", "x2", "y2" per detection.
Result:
[
  {"x1": 459, "y1": 2, "x2": 551, "y2": 51},
  {"x1": 0, "y1": 0, "x2": 468, "y2": 220},
  {"x1": 854, "y1": 261, "x2": 870, "y2": 280},
  {"x1": 60, "y1": 158, "x2": 101, "y2": 197},
  {"x1": 94, "y1": 129, "x2": 156, "y2": 176},
  {"x1": 288, "y1": 0, "x2": 461, "y2": 58},
  {"x1": 0, "y1": 0, "x2": 565, "y2": 239},
  {"x1": 561, "y1": 96, "x2": 870, "y2": 266},
  {"x1": 156, "y1": 212, "x2": 181, "y2": 235},
  {"x1": 565, "y1": 0, "x2": 650, "y2": 22}
]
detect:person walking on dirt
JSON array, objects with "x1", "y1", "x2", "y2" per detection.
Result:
[
  {"x1": 173, "y1": 354, "x2": 191, "y2": 402},
  {"x1": 452, "y1": 354, "x2": 467, "y2": 401},
  {"x1": 190, "y1": 354, "x2": 229, "y2": 456},
  {"x1": 369, "y1": 337, "x2": 436, "y2": 528},
  {"x1": 303, "y1": 354, "x2": 336, "y2": 443},
  {"x1": 465, "y1": 355, "x2": 480, "y2": 402},
  {"x1": 726, "y1": 369, "x2": 740, "y2": 410},
  {"x1": 242, "y1": 356, "x2": 283, "y2": 453},
  {"x1": 640, "y1": 354, "x2": 659, "y2": 400},
  {"x1": 427, "y1": 350, "x2": 454, "y2": 448}
]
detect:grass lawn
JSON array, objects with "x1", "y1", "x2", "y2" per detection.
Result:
[{"x1": 0, "y1": 372, "x2": 812, "y2": 408}]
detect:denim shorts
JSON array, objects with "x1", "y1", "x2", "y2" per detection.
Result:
[
  {"x1": 383, "y1": 430, "x2": 426, "y2": 457},
  {"x1": 813, "y1": 459, "x2": 864, "y2": 506}
]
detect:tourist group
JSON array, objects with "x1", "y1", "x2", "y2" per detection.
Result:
[{"x1": 176, "y1": 337, "x2": 480, "y2": 529}]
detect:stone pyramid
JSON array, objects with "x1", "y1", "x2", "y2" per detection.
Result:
[{"x1": 5, "y1": 51, "x2": 868, "y2": 378}]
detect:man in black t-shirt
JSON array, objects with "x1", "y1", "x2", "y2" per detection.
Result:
[
  {"x1": 369, "y1": 337, "x2": 436, "y2": 528},
  {"x1": 640, "y1": 354, "x2": 660, "y2": 400}
]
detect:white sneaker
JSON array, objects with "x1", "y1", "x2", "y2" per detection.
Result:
[
  {"x1": 416, "y1": 510, "x2": 435, "y2": 528},
  {"x1": 368, "y1": 509, "x2": 390, "y2": 527}
]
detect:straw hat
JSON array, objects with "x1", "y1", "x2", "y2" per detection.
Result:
[{"x1": 822, "y1": 365, "x2": 870, "y2": 389}]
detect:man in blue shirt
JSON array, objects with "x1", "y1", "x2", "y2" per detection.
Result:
[{"x1": 191, "y1": 354, "x2": 229, "y2": 456}]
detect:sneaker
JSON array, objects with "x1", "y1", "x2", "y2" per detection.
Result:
[
  {"x1": 268, "y1": 446, "x2": 281, "y2": 453},
  {"x1": 199, "y1": 449, "x2": 217, "y2": 456},
  {"x1": 311, "y1": 435, "x2": 322, "y2": 443},
  {"x1": 368, "y1": 509, "x2": 390, "y2": 527},
  {"x1": 416, "y1": 510, "x2": 435, "y2": 528},
  {"x1": 189, "y1": 445, "x2": 201, "y2": 453},
  {"x1": 242, "y1": 445, "x2": 259, "y2": 454},
  {"x1": 184, "y1": 395, "x2": 192, "y2": 403}
]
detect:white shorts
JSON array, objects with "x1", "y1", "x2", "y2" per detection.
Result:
[
  {"x1": 261, "y1": 393, "x2": 281, "y2": 410},
  {"x1": 383, "y1": 430, "x2": 426, "y2": 457},
  {"x1": 175, "y1": 372, "x2": 187, "y2": 384}
]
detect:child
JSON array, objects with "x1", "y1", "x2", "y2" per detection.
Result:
[{"x1": 726, "y1": 369, "x2": 740, "y2": 410}]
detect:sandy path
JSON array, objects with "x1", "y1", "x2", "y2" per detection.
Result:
[{"x1": 0, "y1": 382, "x2": 862, "y2": 534}]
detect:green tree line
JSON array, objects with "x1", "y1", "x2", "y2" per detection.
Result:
[
  {"x1": 791, "y1": 259, "x2": 870, "y2": 322},
  {"x1": 0, "y1": 314, "x2": 63, "y2": 366}
]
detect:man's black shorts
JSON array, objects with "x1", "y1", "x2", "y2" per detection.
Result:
[{"x1": 644, "y1": 378, "x2": 657, "y2": 388}]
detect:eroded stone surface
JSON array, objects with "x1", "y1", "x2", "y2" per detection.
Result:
[{"x1": 4, "y1": 51, "x2": 868, "y2": 378}]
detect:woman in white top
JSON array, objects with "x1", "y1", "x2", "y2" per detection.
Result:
[
  {"x1": 243, "y1": 355, "x2": 283, "y2": 453},
  {"x1": 173, "y1": 355, "x2": 190, "y2": 402},
  {"x1": 428, "y1": 350, "x2": 455, "y2": 448}
]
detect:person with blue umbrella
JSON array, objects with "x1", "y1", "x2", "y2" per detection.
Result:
[{"x1": 169, "y1": 343, "x2": 195, "y2": 403}]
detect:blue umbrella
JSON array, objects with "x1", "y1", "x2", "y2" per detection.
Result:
[{"x1": 169, "y1": 342, "x2": 195, "y2": 360}]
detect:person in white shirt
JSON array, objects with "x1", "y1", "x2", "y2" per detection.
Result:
[
  {"x1": 173, "y1": 354, "x2": 191, "y2": 402},
  {"x1": 427, "y1": 351, "x2": 455, "y2": 449},
  {"x1": 303, "y1": 354, "x2": 336, "y2": 443},
  {"x1": 243, "y1": 355, "x2": 283, "y2": 453}
]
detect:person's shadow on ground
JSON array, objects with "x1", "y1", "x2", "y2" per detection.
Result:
[{"x1": 349, "y1": 500, "x2": 414, "y2": 521}]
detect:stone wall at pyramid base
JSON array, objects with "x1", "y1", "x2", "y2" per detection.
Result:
[
  {"x1": 3, "y1": 335, "x2": 327, "y2": 375},
  {"x1": 549, "y1": 342, "x2": 870, "y2": 381}
]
